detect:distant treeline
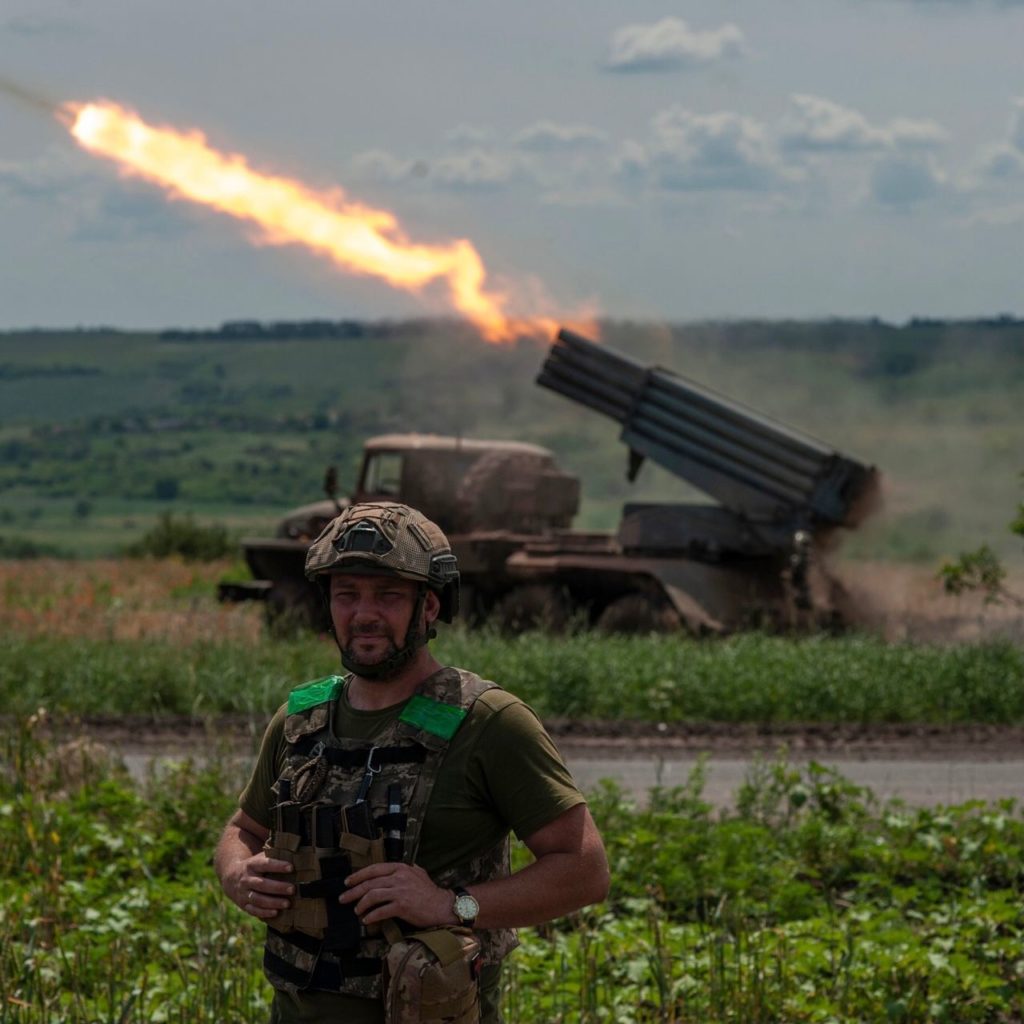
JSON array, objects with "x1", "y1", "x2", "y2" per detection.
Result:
[
  {"x1": 2, "y1": 312, "x2": 1022, "y2": 343},
  {"x1": 22, "y1": 408, "x2": 344, "y2": 439},
  {"x1": 158, "y1": 318, "x2": 434, "y2": 341},
  {"x1": 0, "y1": 363, "x2": 100, "y2": 380}
]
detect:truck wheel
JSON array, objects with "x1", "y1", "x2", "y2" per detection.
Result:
[
  {"x1": 490, "y1": 585, "x2": 569, "y2": 634},
  {"x1": 457, "y1": 584, "x2": 487, "y2": 628},
  {"x1": 596, "y1": 594, "x2": 681, "y2": 635},
  {"x1": 264, "y1": 580, "x2": 327, "y2": 636}
]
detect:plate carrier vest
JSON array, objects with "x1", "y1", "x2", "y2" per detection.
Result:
[{"x1": 262, "y1": 667, "x2": 519, "y2": 999}]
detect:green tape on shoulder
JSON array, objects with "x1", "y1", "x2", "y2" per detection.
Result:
[
  {"x1": 399, "y1": 695, "x2": 467, "y2": 741},
  {"x1": 287, "y1": 675, "x2": 344, "y2": 715}
]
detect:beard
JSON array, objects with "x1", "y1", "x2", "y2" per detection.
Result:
[
  {"x1": 338, "y1": 624, "x2": 411, "y2": 681},
  {"x1": 343, "y1": 626, "x2": 399, "y2": 664}
]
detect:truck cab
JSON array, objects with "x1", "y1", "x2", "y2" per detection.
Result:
[{"x1": 220, "y1": 433, "x2": 580, "y2": 632}]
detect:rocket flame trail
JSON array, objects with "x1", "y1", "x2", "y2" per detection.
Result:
[{"x1": 64, "y1": 100, "x2": 557, "y2": 343}]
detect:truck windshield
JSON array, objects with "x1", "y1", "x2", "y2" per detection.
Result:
[{"x1": 363, "y1": 452, "x2": 403, "y2": 496}]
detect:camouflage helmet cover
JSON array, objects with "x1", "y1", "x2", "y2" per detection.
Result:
[{"x1": 304, "y1": 502, "x2": 459, "y2": 621}]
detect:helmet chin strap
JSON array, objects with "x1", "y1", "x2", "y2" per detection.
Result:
[{"x1": 337, "y1": 585, "x2": 434, "y2": 681}]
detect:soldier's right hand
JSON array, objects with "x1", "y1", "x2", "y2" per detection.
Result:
[{"x1": 232, "y1": 851, "x2": 295, "y2": 920}]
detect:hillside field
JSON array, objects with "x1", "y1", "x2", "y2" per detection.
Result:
[{"x1": 1, "y1": 317, "x2": 1022, "y2": 567}]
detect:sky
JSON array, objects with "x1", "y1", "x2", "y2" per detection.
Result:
[{"x1": 1, "y1": 0, "x2": 1023, "y2": 331}]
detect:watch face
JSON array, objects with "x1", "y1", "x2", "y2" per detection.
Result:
[{"x1": 454, "y1": 893, "x2": 479, "y2": 922}]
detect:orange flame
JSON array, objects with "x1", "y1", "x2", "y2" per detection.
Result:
[{"x1": 64, "y1": 100, "x2": 558, "y2": 343}]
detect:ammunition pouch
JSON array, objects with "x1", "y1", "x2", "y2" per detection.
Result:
[
  {"x1": 263, "y1": 830, "x2": 302, "y2": 934},
  {"x1": 265, "y1": 803, "x2": 362, "y2": 947},
  {"x1": 339, "y1": 822, "x2": 386, "y2": 869},
  {"x1": 384, "y1": 927, "x2": 482, "y2": 1024}
]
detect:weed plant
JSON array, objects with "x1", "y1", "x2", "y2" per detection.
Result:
[{"x1": 2, "y1": 719, "x2": 1022, "y2": 1022}]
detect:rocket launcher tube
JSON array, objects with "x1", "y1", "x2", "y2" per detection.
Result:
[{"x1": 538, "y1": 327, "x2": 879, "y2": 533}]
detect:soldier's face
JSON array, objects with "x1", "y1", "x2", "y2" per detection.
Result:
[{"x1": 329, "y1": 574, "x2": 437, "y2": 666}]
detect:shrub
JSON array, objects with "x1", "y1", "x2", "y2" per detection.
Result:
[
  {"x1": 124, "y1": 512, "x2": 234, "y2": 562},
  {"x1": 0, "y1": 534, "x2": 66, "y2": 559}
]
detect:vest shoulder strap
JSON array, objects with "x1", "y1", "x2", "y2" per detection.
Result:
[
  {"x1": 284, "y1": 674, "x2": 345, "y2": 742},
  {"x1": 287, "y1": 674, "x2": 345, "y2": 714},
  {"x1": 282, "y1": 668, "x2": 501, "y2": 747},
  {"x1": 395, "y1": 668, "x2": 498, "y2": 750}
]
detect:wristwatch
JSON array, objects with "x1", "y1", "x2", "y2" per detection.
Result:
[{"x1": 452, "y1": 886, "x2": 479, "y2": 927}]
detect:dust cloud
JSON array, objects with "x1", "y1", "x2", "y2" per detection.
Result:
[{"x1": 832, "y1": 560, "x2": 1023, "y2": 644}]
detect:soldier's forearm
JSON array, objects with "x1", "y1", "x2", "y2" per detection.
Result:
[
  {"x1": 214, "y1": 816, "x2": 264, "y2": 889},
  {"x1": 458, "y1": 803, "x2": 608, "y2": 930},
  {"x1": 457, "y1": 845, "x2": 608, "y2": 930}
]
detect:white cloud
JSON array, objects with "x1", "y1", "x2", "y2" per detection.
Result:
[
  {"x1": 979, "y1": 144, "x2": 1024, "y2": 179},
  {"x1": 972, "y1": 98, "x2": 1024, "y2": 181},
  {"x1": 349, "y1": 149, "x2": 416, "y2": 184},
  {"x1": 0, "y1": 159, "x2": 62, "y2": 200},
  {"x1": 0, "y1": 151, "x2": 194, "y2": 242},
  {"x1": 870, "y1": 154, "x2": 945, "y2": 205},
  {"x1": 620, "y1": 107, "x2": 793, "y2": 192},
  {"x1": 431, "y1": 149, "x2": 518, "y2": 190},
  {"x1": 514, "y1": 120, "x2": 608, "y2": 152},
  {"x1": 606, "y1": 17, "x2": 745, "y2": 73},
  {"x1": 1007, "y1": 97, "x2": 1024, "y2": 150},
  {"x1": 781, "y1": 94, "x2": 948, "y2": 153},
  {"x1": 351, "y1": 145, "x2": 519, "y2": 192},
  {"x1": 443, "y1": 124, "x2": 493, "y2": 146},
  {"x1": 73, "y1": 186, "x2": 196, "y2": 242},
  {"x1": 611, "y1": 140, "x2": 649, "y2": 187},
  {"x1": 0, "y1": 150, "x2": 95, "y2": 204},
  {"x1": 960, "y1": 201, "x2": 1024, "y2": 227}
]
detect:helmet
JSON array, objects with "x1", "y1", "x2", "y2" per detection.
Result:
[{"x1": 305, "y1": 502, "x2": 460, "y2": 622}]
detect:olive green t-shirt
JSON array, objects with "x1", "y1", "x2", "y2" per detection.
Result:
[{"x1": 239, "y1": 673, "x2": 585, "y2": 1024}]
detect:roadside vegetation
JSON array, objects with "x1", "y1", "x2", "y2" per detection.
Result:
[
  {"x1": 0, "y1": 557, "x2": 1019, "y2": 724},
  {"x1": 5, "y1": 630, "x2": 1022, "y2": 726},
  {"x1": 2, "y1": 558, "x2": 1022, "y2": 725},
  {"x1": 2, "y1": 720, "x2": 1022, "y2": 1023}
]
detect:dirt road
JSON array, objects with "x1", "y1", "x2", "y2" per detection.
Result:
[
  {"x1": 552, "y1": 720, "x2": 1024, "y2": 806},
  {"x1": 74, "y1": 715, "x2": 1024, "y2": 809},
  {"x1": 563, "y1": 754, "x2": 1024, "y2": 807}
]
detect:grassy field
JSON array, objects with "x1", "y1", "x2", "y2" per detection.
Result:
[
  {"x1": 2, "y1": 558, "x2": 1022, "y2": 725},
  {"x1": 2, "y1": 318, "x2": 1023, "y2": 563},
  {"x1": 2, "y1": 721, "x2": 1022, "y2": 1022}
]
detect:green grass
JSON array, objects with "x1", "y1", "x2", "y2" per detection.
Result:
[
  {"x1": 441, "y1": 631, "x2": 1024, "y2": 725},
  {"x1": 3, "y1": 629, "x2": 1023, "y2": 725},
  {"x1": 2, "y1": 723, "x2": 1022, "y2": 1022},
  {"x1": 0, "y1": 496, "x2": 282, "y2": 559}
]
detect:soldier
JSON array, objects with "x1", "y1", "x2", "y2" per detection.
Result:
[{"x1": 215, "y1": 501, "x2": 609, "y2": 1023}]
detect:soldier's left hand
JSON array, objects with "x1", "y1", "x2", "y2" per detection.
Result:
[{"x1": 340, "y1": 862, "x2": 454, "y2": 928}]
